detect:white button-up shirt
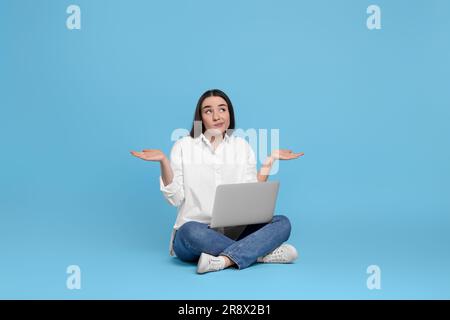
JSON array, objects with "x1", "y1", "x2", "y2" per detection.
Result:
[{"x1": 159, "y1": 133, "x2": 258, "y2": 256}]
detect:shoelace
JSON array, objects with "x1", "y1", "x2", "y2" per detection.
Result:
[
  {"x1": 265, "y1": 247, "x2": 286, "y2": 260},
  {"x1": 208, "y1": 258, "x2": 224, "y2": 270}
]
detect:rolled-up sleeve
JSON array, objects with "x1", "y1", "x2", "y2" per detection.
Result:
[
  {"x1": 244, "y1": 143, "x2": 258, "y2": 183},
  {"x1": 160, "y1": 140, "x2": 185, "y2": 207}
]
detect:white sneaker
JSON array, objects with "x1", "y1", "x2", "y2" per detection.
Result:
[
  {"x1": 197, "y1": 253, "x2": 226, "y2": 274},
  {"x1": 257, "y1": 244, "x2": 298, "y2": 263}
]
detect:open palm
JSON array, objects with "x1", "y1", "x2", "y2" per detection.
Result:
[
  {"x1": 271, "y1": 149, "x2": 304, "y2": 160},
  {"x1": 130, "y1": 149, "x2": 166, "y2": 162}
]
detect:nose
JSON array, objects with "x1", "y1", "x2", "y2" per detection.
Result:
[{"x1": 213, "y1": 111, "x2": 220, "y2": 121}]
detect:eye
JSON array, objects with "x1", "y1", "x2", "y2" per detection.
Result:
[{"x1": 204, "y1": 109, "x2": 211, "y2": 114}]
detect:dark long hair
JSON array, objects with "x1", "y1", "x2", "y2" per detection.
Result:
[{"x1": 189, "y1": 89, "x2": 236, "y2": 138}]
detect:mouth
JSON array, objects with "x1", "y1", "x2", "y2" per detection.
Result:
[{"x1": 213, "y1": 123, "x2": 224, "y2": 128}]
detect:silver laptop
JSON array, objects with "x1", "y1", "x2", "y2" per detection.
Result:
[{"x1": 210, "y1": 181, "x2": 280, "y2": 228}]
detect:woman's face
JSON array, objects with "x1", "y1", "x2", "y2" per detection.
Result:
[{"x1": 200, "y1": 96, "x2": 230, "y2": 136}]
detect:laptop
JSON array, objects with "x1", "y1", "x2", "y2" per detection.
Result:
[{"x1": 209, "y1": 181, "x2": 280, "y2": 229}]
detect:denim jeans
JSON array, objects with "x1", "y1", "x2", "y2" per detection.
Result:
[{"x1": 172, "y1": 215, "x2": 292, "y2": 269}]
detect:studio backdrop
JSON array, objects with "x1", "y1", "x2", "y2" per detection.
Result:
[{"x1": 1, "y1": 0, "x2": 449, "y2": 299}]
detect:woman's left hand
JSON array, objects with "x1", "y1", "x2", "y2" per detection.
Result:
[{"x1": 271, "y1": 149, "x2": 304, "y2": 161}]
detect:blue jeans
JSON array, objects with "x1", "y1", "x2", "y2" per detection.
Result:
[{"x1": 172, "y1": 215, "x2": 292, "y2": 269}]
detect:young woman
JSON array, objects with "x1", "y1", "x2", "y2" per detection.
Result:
[{"x1": 131, "y1": 89, "x2": 304, "y2": 274}]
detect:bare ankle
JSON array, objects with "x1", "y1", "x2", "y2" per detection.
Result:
[{"x1": 221, "y1": 255, "x2": 235, "y2": 268}]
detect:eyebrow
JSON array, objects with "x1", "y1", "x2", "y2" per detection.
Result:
[{"x1": 201, "y1": 104, "x2": 228, "y2": 110}]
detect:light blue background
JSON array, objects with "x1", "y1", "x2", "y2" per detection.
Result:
[{"x1": 1, "y1": 0, "x2": 449, "y2": 299}]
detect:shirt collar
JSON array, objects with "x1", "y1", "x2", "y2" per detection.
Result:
[{"x1": 195, "y1": 132, "x2": 232, "y2": 145}]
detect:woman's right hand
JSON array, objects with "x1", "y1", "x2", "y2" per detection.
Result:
[{"x1": 130, "y1": 149, "x2": 167, "y2": 162}]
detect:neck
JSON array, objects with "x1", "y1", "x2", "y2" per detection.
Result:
[{"x1": 206, "y1": 132, "x2": 225, "y2": 144}]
